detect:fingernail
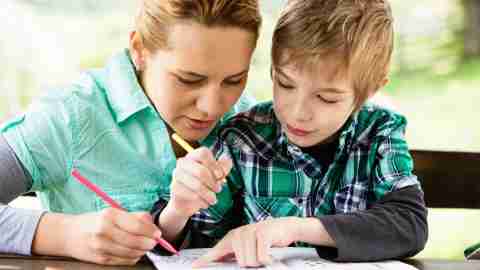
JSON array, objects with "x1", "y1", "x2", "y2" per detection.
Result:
[
  {"x1": 154, "y1": 231, "x2": 162, "y2": 239},
  {"x1": 214, "y1": 169, "x2": 223, "y2": 179}
]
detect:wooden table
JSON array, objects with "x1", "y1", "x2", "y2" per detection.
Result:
[
  {"x1": 0, "y1": 254, "x2": 155, "y2": 270},
  {"x1": 2, "y1": 255, "x2": 480, "y2": 270}
]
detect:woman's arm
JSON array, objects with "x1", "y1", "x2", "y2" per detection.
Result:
[{"x1": 0, "y1": 135, "x2": 46, "y2": 255}]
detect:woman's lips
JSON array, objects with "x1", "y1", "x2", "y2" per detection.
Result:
[{"x1": 286, "y1": 124, "x2": 312, "y2": 137}]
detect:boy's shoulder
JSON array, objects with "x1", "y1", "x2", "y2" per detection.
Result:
[
  {"x1": 219, "y1": 101, "x2": 280, "y2": 146},
  {"x1": 224, "y1": 101, "x2": 277, "y2": 128},
  {"x1": 352, "y1": 103, "x2": 408, "y2": 141}
]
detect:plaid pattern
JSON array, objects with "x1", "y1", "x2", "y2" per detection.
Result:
[{"x1": 191, "y1": 101, "x2": 420, "y2": 242}]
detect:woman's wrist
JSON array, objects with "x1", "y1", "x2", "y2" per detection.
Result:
[
  {"x1": 32, "y1": 212, "x2": 72, "y2": 257},
  {"x1": 158, "y1": 202, "x2": 191, "y2": 242}
]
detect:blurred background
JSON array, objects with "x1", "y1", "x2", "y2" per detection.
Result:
[{"x1": 1, "y1": 0, "x2": 479, "y2": 260}]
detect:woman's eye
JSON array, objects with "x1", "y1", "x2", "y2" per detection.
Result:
[
  {"x1": 276, "y1": 78, "x2": 294, "y2": 89},
  {"x1": 224, "y1": 78, "x2": 243, "y2": 86},
  {"x1": 177, "y1": 76, "x2": 203, "y2": 85}
]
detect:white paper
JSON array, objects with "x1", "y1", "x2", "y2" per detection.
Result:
[{"x1": 147, "y1": 247, "x2": 417, "y2": 270}]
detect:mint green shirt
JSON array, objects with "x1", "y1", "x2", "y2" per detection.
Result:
[{"x1": 1, "y1": 49, "x2": 255, "y2": 214}]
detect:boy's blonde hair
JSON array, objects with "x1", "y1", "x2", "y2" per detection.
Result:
[
  {"x1": 272, "y1": 0, "x2": 394, "y2": 109},
  {"x1": 136, "y1": 0, "x2": 262, "y2": 51}
]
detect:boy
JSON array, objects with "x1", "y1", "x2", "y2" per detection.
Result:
[{"x1": 153, "y1": 0, "x2": 427, "y2": 267}]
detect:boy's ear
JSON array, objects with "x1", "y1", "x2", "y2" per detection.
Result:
[
  {"x1": 129, "y1": 31, "x2": 146, "y2": 71},
  {"x1": 380, "y1": 77, "x2": 390, "y2": 88},
  {"x1": 368, "y1": 77, "x2": 390, "y2": 99}
]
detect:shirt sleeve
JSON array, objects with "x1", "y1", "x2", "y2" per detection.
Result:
[
  {"x1": 0, "y1": 90, "x2": 74, "y2": 191},
  {"x1": 0, "y1": 134, "x2": 46, "y2": 255},
  {"x1": 372, "y1": 114, "x2": 420, "y2": 197},
  {"x1": 0, "y1": 135, "x2": 32, "y2": 204},
  {"x1": 318, "y1": 186, "x2": 428, "y2": 262}
]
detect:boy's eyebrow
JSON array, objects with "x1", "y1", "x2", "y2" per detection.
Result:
[{"x1": 276, "y1": 67, "x2": 348, "y2": 94}]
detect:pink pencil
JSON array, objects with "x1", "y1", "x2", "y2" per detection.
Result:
[{"x1": 71, "y1": 169, "x2": 179, "y2": 255}]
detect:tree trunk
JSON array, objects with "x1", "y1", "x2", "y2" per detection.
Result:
[{"x1": 463, "y1": 0, "x2": 480, "y2": 57}]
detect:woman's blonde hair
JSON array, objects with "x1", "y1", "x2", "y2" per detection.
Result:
[
  {"x1": 272, "y1": 0, "x2": 394, "y2": 109},
  {"x1": 135, "y1": 0, "x2": 262, "y2": 51}
]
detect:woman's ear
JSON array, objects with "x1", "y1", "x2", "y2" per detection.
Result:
[{"x1": 129, "y1": 31, "x2": 146, "y2": 71}]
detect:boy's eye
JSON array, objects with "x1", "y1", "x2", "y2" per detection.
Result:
[{"x1": 317, "y1": 95, "x2": 339, "y2": 104}]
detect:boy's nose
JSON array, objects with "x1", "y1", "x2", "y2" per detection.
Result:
[{"x1": 292, "y1": 101, "x2": 313, "y2": 122}]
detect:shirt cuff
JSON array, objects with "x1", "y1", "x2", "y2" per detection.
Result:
[
  {"x1": 150, "y1": 199, "x2": 192, "y2": 255},
  {"x1": 0, "y1": 206, "x2": 46, "y2": 255}
]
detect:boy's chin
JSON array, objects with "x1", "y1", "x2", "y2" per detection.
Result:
[{"x1": 287, "y1": 136, "x2": 319, "y2": 148}]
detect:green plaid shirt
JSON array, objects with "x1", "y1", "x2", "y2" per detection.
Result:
[{"x1": 191, "y1": 101, "x2": 420, "y2": 241}]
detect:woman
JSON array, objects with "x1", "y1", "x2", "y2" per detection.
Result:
[{"x1": 0, "y1": 0, "x2": 261, "y2": 265}]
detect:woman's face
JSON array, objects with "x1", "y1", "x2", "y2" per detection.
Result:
[{"x1": 132, "y1": 23, "x2": 256, "y2": 142}]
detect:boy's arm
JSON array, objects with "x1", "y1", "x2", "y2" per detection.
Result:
[
  {"x1": 311, "y1": 117, "x2": 427, "y2": 261},
  {"x1": 316, "y1": 185, "x2": 427, "y2": 261}
]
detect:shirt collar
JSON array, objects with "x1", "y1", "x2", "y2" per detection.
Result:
[
  {"x1": 104, "y1": 49, "x2": 152, "y2": 123},
  {"x1": 276, "y1": 110, "x2": 358, "y2": 159}
]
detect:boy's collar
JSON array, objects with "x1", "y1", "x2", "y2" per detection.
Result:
[{"x1": 275, "y1": 110, "x2": 358, "y2": 158}]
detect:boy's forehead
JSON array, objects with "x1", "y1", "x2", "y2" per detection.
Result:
[{"x1": 280, "y1": 52, "x2": 350, "y2": 82}]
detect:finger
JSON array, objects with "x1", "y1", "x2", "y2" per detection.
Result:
[
  {"x1": 132, "y1": 212, "x2": 163, "y2": 239},
  {"x1": 232, "y1": 231, "x2": 246, "y2": 267},
  {"x1": 108, "y1": 222, "x2": 157, "y2": 252},
  {"x1": 90, "y1": 235, "x2": 147, "y2": 260},
  {"x1": 217, "y1": 154, "x2": 233, "y2": 177},
  {"x1": 244, "y1": 228, "x2": 261, "y2": 267},
  {"x1": 192, "y1": 237, "x2": 234, "y2": 268},
  {"x1": 217, "y1": 155, "x2": 233, "y2": 186},
  {"x1": 135, "y1": 212, "x2": 153, "y2": 224},
  {"x1": 175, "y1": 167, "x2": 218, "y2": 205},
  {"x1": 257, "y1": 233, "x2": 273, "y2": 266},
  {"x1": 171, "y1": 179, "x2": 210, "y2": 210},
  {"x1": 176, "y1": 157, "x2": 220, "y2": 193},
  {"x1": 189, "y1": 147, "x2": 225, "y2": 181},
  {"x1": 92, "y1": 251, "x2": 141, "y2": 266},
  {"x1": 108, "y1": 211, "x2": 160, "y2": 249}
]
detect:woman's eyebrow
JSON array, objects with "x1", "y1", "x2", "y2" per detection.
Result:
[
  {"x1": 274, "y1": 67, "x2": 293, "y2": 81},
  {"x1": 226, "y1": 69, "x2": 249, "y2": 79},
  {"x1": 177, "y1": 70, "x2": 207, "y2": 79}
]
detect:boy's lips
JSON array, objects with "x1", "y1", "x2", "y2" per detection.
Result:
[
  {"x1": 286, "y1": 124, "x2": 312, "y2": 137},
  {"x1": 186, "y1": 117, "x2": 216, "y2": 130}
]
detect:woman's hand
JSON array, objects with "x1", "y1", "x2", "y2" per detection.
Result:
[
  {"x1": 33, "y1": 209, "x2": 162, "y2": 266},
  {"x1": 192, "y1": 217, "x2": 300, "y2": 268},
  {"x1": 168, "y1": 147, "x2": 232, "y2": 218}
]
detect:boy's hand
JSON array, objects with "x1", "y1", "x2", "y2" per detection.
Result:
[
  {"x1": 65, "y1": 209, "x2": 161, "y2": 265},
  {"x1": 168, "y1": 147, "x2": 232, "y2": 218},
  {"x1": 192, "y1": 217, "x2": 300, "y2": 268}
]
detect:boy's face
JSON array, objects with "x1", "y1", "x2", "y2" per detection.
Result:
[{"x1": 272, "y1": 54, "x2": 356, "y2": 147}]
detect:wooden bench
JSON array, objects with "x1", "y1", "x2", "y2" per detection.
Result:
[{"x1": 411, "y1": 150, "x2": 480, "y2": 209}]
